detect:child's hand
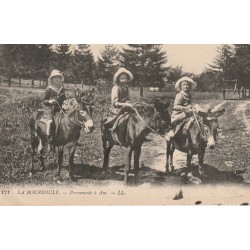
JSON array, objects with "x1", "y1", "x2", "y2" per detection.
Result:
[
  {"x1": 123, "y1": 102, "x2": 132, "y2": 107},
  {"x1": 49, "y1": 99, "x2": 57, "y2": 104},
  {"x1": 182, "y1": 106, "x2": 193, "y2": 114}
]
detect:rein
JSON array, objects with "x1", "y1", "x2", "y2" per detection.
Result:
[
  {"x1": 191, "y1": 108, "x2": 207, "y2": 141},
  {"x1": 191, "y1": 108, "x2": 219, "y2": 142},
  {"x1": 55, "y1": 100, "x2": 86, "y2": 128},
  {"x1": 131, "y1": 106, "x2": 161, "y2": 135}
]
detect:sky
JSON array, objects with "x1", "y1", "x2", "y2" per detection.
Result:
[{"x1": 90, "y1": 44, "x2": 219, "y2": 75}]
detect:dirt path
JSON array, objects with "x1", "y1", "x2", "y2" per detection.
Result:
[
  {"x1": 139, "y1": 100, "x2": 250, "y2": 185},
  {"x1": 141, "y1": 101, "x2": 227, "y2": 172}
]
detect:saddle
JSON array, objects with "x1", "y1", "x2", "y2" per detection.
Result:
[
  {"x1": 111, "y1": 113, "x2": 131, "y2": 145},
  {"x1": 35, "y1": 110, "x2": 63, "y2": 138},
  {"x1": 173, "y1": 117, "x2": 195, "y2": 136},
  {"x1": 103, "y1": 107, "x2": 134, "y2": 145},
  {"x1": 104, "y1": 107, "x2": 134, "y2": 129}
]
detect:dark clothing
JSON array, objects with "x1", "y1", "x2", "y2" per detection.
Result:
[
  {"x1": 43, "y1": 86, "x2": 66, "y2": 119},
  {"x1": 104, "y1": 85, "x2": 130, "y2": 127},
  {"x1": 111, "y1": 85, "x2": 130, "y2": 107}
]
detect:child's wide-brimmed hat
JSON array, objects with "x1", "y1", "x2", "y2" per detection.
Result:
[
  {"x1": 113, "y1": 67, "x2": 133, "y2": 84},
  {"x1": 175, "y1": 76, "x2": 196, "y2": 91},
  {"x1": 48, "y1": 70, "x2": 64, "y2": 84}
]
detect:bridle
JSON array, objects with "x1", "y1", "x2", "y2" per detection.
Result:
[
  {"x1": 55, "y1": 99, "x2": 91, "y2": 128},
  {"x1": 196, "y1": 115, "x2": 219, "y2": 142},
  {"x1": 131, "y1": 106, "x2": 163, "y2": 135}
]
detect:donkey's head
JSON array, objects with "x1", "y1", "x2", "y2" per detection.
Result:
[
  {"x1": 75, "y1": 88, "x2": 95, "y2": 133},
  {"x1": 153, "y1": 99, "x2": 171, "y2": 135},
  {"x1": 198, "y1": 108, "x2": 225, "y2": 150}
]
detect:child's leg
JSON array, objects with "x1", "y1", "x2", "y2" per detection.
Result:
[{"x1": 165, "y1": 112, "x2": 187, "y2": 141}]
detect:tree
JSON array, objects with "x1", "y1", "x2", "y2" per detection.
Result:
[
  {"x1": 96, "y1": 44, "x2": 121, "y2": 81},
  {"x1": 35, "y1": 44, "x2": 54, "y2": 84},
  {"x1": 207, "y1": 45, "x2": 236, "y2": 86},
  {"x1": 52, "y1": 44, "x2": 72, "y2": 76},
  {"x1": 234, "y1": 45, "x2": 250, "y2": 89},
  {"x1": 120, "y1": 44, "x2": 168, "y2": 88},
  {"x1": 196, "y1": 69, "x2": 222, "y2": 91},
  {"x1": 0, "y1": 45, "x2": 22, "y2": 85},
  {"x1": 167, "y1": 65, "x2": 184, "y2": 83},
  {"x1": 69, "y1": 44, "x2": 95, "y2": 87}
]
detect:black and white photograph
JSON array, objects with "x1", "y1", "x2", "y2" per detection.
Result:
[{"x1": 0, "y1": 44, "x2": 250, "y2": 205}]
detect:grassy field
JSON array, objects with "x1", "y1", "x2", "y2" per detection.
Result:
[{"x1": 1, "y1": 86, "x2": 247, "y2": 186}]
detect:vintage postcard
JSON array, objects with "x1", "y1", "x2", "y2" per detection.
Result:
[{"x1": 0, "y1": 44, "x2": 249, "y2": 205}]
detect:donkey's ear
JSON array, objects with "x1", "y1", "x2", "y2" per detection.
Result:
[
  {"x1": 88, "y1": 88, "x2": 95, "y2": 99},
  {"x1": 197, "y1": 111, "x2": 208, "y2": 118},
  {"x1": 164, "y1": 101, "x2": 170, "y2": 109},
  {"x1": 213, "y1": 109, "x2": 225, "y2": 118},
  {"x1": 75, "y1": 88, "x2": 81, "y2": 102}
]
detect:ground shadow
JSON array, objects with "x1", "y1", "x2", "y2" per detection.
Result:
[
  {"x1": 64, "y1": 162, "x2": 246, "y2": 186},
  {"x1": 30, "y1": 161, "x2": 246, "y2": 186},
  {"x1": 73, "y1": 163, "x2": 124, "y2": 182},
  {"x1": 72, "y1": 163, "x2": 185, "y2": 186},
  {"x1": 200, "y1": 164, "x2": 245, "y2": 184}
]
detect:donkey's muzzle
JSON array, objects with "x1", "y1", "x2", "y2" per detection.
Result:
[{"x1": 84, "y1": 119, "x2": 95, "y2": 133}]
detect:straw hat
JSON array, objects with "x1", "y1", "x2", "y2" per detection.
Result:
[
  {"x1": 113, "y1": 67, "x2": 133, "y2": 84},
  {"x1": 175, "y1": 76, "x2": 196, "y2": 91},
  {"x1": 48, "y1": 70, "x2": 64, "y2": 84}
]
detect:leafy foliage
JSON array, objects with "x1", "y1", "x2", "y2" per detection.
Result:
[
  {"x1": 96, "y1": 44, "x2": 121, "y2": 82},
  {"x1": 120, "y1": 44, "x2": 168, "y2": 87}
]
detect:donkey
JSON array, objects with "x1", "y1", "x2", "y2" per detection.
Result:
[
  {"x1": 29, "y1": 88, "x2": 95, "y2": 181},
  {"x1": 165, "y1": 108, "x2": 225, "y2": 178},
  {"x1": 101, "y1": 101, "x2": 167, "y2": 185}
]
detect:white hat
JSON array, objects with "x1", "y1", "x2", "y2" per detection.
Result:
[
  {"x1": 175, "y1": 76, "x2": 196, "y2": 91},
  {"x1": 113, "y1": 67, "x2": 133, "y2": 84},
  {"x1": 48, "y1": 70, "x2": 64, "y2": 84}
]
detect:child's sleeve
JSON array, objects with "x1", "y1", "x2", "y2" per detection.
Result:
[
  {"x1": 43, "y1": 88, "x2": 51, "y2": 105},
  {"x1": 111, "y1": 85, "x2": 119, "y2": 107},
  {"x1": 59, "y1": 88, "x2": 66, "y2": 103},
  {"x1": 127, "y1": 86, "x2": 130, "y2": 101},
  {"x1": 173, "y1": 93, "x2": 185, "y2": 111}
]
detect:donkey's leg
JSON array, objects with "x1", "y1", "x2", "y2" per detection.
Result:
[
  {"x1": 186, "y1": 150, "x2": 193, "y2": 176},
  {"x1": 39, "y1": 146, "x2": 45, "y2": 172},
  {"x1": 133, "y1": 145, "x2": 141, "y2": 185},
  {"x1": 29, "y1": 136, "x2": 37, "y2": 177},
  {"x1": 102, "y1": 139, "x2": 113, "y2": 174},
  {"x1": 169, "y1": 143, "x2": 175, "y2": 172},
  {"x1": 69, "y1": 145, "x2": 77, "y2": 182},
  {"x1": 166, "y1": 141, "x2": 175, "y2": 173},
  {"x1": 124, "y1": 146, "x2": 133, "y2": 185},
  {"x1": 56, "y1": 147, "x2": 64, "y2": 181},
  {"x1": 165, "y1": 141, "x2": 170, "y2": 173},
  {"x1": 128, "y1": 148, "x2": 133, "y2": 171},
  {"x1": 198, "y1": 148, "x2": 206, "y2": 177}
]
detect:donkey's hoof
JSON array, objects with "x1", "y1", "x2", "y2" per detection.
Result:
[
  {"x1": 56, "y1": 179, "x2": 62, "y2": 185},
  {"x1": 199, "y1": 170, "x2": 208, "y2": 178},
  {"x1": 180, "y1": 171, "x2": 187, "y2": 177},
  {"x1": 54, "y1": 176, "x2": 62, "y2": 184},
  {"x1": 165, "y1": 170, "x2": 171, "y2": 175},
  {"x1": 102, "y1": 169, "x2": 112, "y2": 176},
  {"x1": 70, "y1": 176, "x2": 78, "y2": 182},
  {"x1": 188, "y1": 176, "x2": 202, "y2": 185}
]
